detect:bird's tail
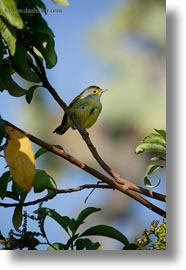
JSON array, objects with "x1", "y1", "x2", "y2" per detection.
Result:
[{"x1": 53, "y1": 124, "x2": 69, "y2": 135}]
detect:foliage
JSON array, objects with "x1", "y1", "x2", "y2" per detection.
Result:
[
  {"x1": 0, "y1": 0, "x2": 60, "y2": 98},
  {"x1": 135, "y1": 220, "x2": 166, "y2": 250},
  {"x1": 0, "y1": 206, "x2": 138, "y2": 250},
  {"x1": 135, "y1": 129, "x2": 166, "y2": 188}
]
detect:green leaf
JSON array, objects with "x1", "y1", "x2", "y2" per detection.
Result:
[
  {"x1": 12, "y1": 43, "x2": 41, "y2": 83},
  {"x1": 37, "y1": 35, "x2": 57, "y2": 69},
  {"x1": 135, "y1": 129, "x2": 166, "y2": 154},
  {"x1": 75, "y1": 207, "x2": 101, "y2": 230},
  {"x1": 25, "y1": 85, "x2": 40, "y2": 104},
  {"x1": 0, "y1": 60, "x2": 26, "y2": 96},
  {"x1": 81, "y1": 225, "x2": 130, "y2": 246},
  {"x1": 75, "y1": 238, "x2": 101, "y2": 250},
  {"x1": 17, "y1": 0, "x2": 46, "y2": 11},
  {"x1": 35, "y1": 145, "x2": 64, "y2": 159},
  {"x1": 143, "y1": 134, "x2": 166, "y2": 145},
  {"x1": 34, "y1": 147, "x2": 48, "y2": 159},
  {"x1": 135, "y1": 143, "x2": 166, "y2": 154},
  {"x1": 0, "y1": 116, "x2": 5, "y2": 145},
  {"x1": 150, "y1": 156, "x2": 166, "y2": 162},
  {"x1": 144, "y1": 176, "x2": 161, "y2": 188},
  {"x1": 0, "y1": 17, "x2": 16, "y2": 55},
  {"x1": 0, "y1": 0, "x2": 24, "y2": 29},
  {"x1": 60, "y1": 216, "x2": 77, "y2": 234},
  {"x1": 52, "y1": 0, "x2": 70, "y2": 6},
  {"x1": 154, "y1": 129, "x2": 166, "y2": 140},
  {"x1": 12, "y1": 181, "x2": 25, "y2": 197},
  {"x1": 21, "y1": 13, "x2": 57, "y2": 68},
  {"x1": 35, "y1": 208, "x2": 70, "y2": 235},
  {"x1": 48, "y1": 242, "x2": 66, "y2": 250},
  {"x1": 12, "y1": 205, "x2": 22, "y2": 229},
  {"x1": 146, "y1": 164, "x2": 163, "y2": 176},
  {"x1": 33, "y1": 169, "x2": 57, "y2": 194},
  {"x1": 0, "y1": 171, "x2": 11, "y2": 199}
]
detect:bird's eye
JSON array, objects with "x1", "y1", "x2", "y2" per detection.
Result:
[{"x1": 93, "y1": 90, "x2": 97, "y2": 93}]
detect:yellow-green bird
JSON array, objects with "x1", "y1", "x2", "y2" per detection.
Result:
[{"x1": 54, "y1": 85, "x2": 107, "y2": 135}]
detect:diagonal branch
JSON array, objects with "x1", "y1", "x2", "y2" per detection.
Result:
[
  {"x1": 26, "y1": 47, "x2": 139, "y2": 187},
  {"x1": 4, "y1": 121, "x2": 166, "y2": 217}
]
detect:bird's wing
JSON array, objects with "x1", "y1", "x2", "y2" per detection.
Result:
[
  {"x1": 60, "y1": 94, "x2": 82, "y2": 125},
  {"x1": 68, "y1": 94, "x2": 82, "y2": 108}
]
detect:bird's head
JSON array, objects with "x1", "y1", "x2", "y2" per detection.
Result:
[{"x1": 81, "y1": 86, "x2": 108, "y2": 98}]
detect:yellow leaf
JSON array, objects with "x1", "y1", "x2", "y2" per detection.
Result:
[{"x1": 4, "y1": 126, "x2": 35, "y2": 191}]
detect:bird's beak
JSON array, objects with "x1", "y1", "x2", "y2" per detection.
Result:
[{"x1": 102, "y1": 88, "x2": 108, "y2": 93}]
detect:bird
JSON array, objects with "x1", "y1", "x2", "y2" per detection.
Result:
[{"x1": 53, "y1": 85, "x2": 107, "y2": 135}]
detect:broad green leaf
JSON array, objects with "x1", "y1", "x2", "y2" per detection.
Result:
[
  {"x1": 154, "y1": 129, "x2": 166, "y2": 140},
  {"x1": 0, "y1": 171, "x2": 11, "y2": 199},
  {"x1": 52, "y1": 0, "x2": 70, "y2": 6},
  {"x1": 60, "y1": 216, "x2": 77, "y2": 234},
  {"x1": 81, "y1": 225, "x2": 130, "y2": 246},
  {"x1": 144, "y1": 176, "x2": 161, "y2": 188},
  {"x1": 35, "y1": 145, "x2": 64, "y2": 159},
  {"x1": 25, "y1": 85, "x2": 40, "y2": 104},
  {"x1": 20, "y1": 13, "x2": 57, "y2": 68},
  {"x1": 12, "y1": 43, "x2": 41, "y2": 83},
  {"x1": 12, "y1": 181, "x2": 25, "y2": 197},
  {"x1": 35, "y1": 35, "x2": 57, "y2": 69},
  {"x1": 4, "y1": 125, "x2": 35, "y2": 191},
  {"x1": 0, "y1": 60, "x2": 26, "y2": 96},
  {"x1": 6, "y1": 80, "x2": 26, "y2": 97},
  {"x1": 6, "y1": 191, "x2": 19, "y2": 201},
  {"x1": 75, "y1": 238, "x2": 101, "y2": 250},
  {"x1": 0, "y1": 17, "x2": 16, "y2": 55},
  {"x1": 17, "y1": 0, "x2": 46, "y2": 13},
  {"x1": 12, "y1": 205, "x2": 22, "y2": 229},
  {"x1": 34, "y1": 147, "x2": 48, "y2": 159},
  {"x1": 33, "y1": 169, "x2": 57, "y2": 194},
  {"x1": 135, "y1": 143, "x2": 166, "y2": 154},
  {"x1": 75, "y1": 207, "x2": 101, "y2": 230},
  {"x1": 36, "y1": 208, "x2": 70, "y2": 235},
  {"x1": 135, "y1": 129, "x2": 166, "y2": 154},
  {"x1": 28, "y1": 34, "x2": 57, "y2": 69},
  {"x1": 0, "y1": 0, "x2": 24, "y2": 29},
  {"x1": 28, "y1": 14, "x2": 54, "y2": 37},
  {"x1": 143, "y1": 133, "x2": 166, "y2": 145},
  {"x1": 0, "y1": 116, "x2": 5, "y2": 145}
]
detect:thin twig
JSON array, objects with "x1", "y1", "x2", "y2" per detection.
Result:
[{"x1": 0, "y1": 184, "x2": 112, "y2": 207}]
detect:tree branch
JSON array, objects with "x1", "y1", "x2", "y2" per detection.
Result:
[
  {"x1": 0, "y1": 184, "x2": 112, "y2": 208},
  {"x1": 4, "y1": 120, "x2": 166, "y2": 217},
  {"x1": 26, "y1": 47, "x2": 141, "y2": 188}
]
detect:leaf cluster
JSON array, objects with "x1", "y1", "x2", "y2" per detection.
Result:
[
  {"x1": 135, "y1": 129, "x2": 166, "y2": 188},
  {"x1": 135, "y1": 220, "x2": 166, "y2": 250},
  {"x1": 0, "y1": 0, "x2": 71, "y2": 98},
  {"x1": 0, "y1": 206, "x2": 138, "y2": 250}
]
